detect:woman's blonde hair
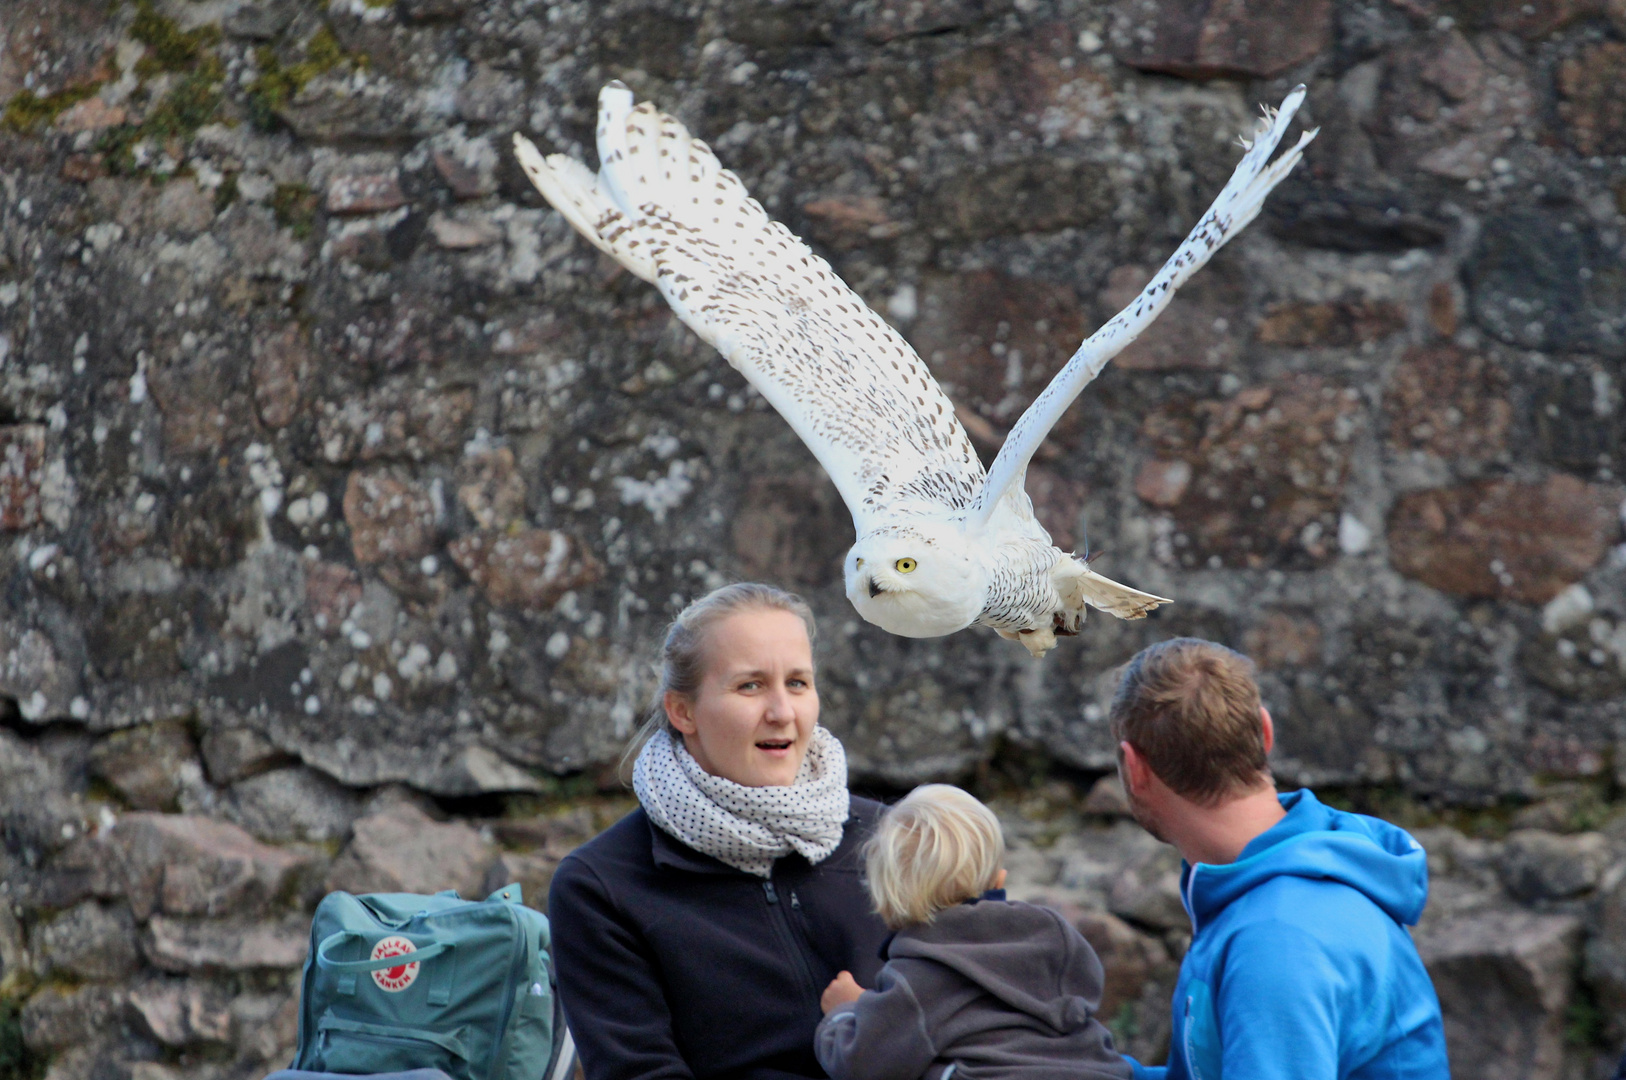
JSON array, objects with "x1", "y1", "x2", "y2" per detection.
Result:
[
  {"x1": 864, "y1": 784, "x2": 1005, "y2": 930},
  {"x1": 619, "y1": 582, "x2": 817, "y2": 779}
]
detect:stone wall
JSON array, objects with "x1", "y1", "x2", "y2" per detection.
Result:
[{"x1": 3, "y1": 0, "x2": 1626, "y2": 1077}]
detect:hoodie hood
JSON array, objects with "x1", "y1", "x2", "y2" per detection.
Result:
[
  {"x1": 887, "y1": 901, "x2": 1100, "y2": 1034},
  {"x1": 1183, "y1": 789, "x2": 1429, "y2": 933}
]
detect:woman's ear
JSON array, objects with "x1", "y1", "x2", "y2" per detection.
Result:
[{"x1": 665, "y1": 690, "x2": 697, "y2": 736}]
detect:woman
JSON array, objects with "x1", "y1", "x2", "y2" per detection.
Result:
[{"x1": 549, "y1": 583, "x2": 891, "y2": 1080}]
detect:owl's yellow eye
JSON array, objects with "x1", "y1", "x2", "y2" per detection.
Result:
[{"x1": 895, "y1": 558, "x2": 917, "y2": 574}]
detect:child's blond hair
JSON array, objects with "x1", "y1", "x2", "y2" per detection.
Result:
[{"x1": 864, "y1": 784, "x2": 1005, "y2": 930}]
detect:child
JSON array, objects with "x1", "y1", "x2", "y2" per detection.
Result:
[{"x1": 815, "y1": 785, "x2": 1131, "y2": 1080}]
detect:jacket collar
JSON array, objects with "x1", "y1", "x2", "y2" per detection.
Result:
[{"x1": 644, "y1": 796, "x2": 860, "y2": 875}]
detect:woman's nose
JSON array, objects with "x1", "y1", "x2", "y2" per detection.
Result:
[{"x1": 763, "y1": 685, "x2": 794, "y2": 721}]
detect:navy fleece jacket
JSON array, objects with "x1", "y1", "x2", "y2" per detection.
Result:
[{"x1": 1129, "y1": 789, "x2": 1448, "y2": 1080}]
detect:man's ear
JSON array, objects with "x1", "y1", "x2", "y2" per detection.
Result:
[
  {"x1": 665, "y1": 691, "x2": 697, "y2": 736},
  {"x1": 1119, "y1": 740, "x2": 1152, "y2": 796},
  {"x1": 1260, "y1": 706, "x2": 1274, "y2": 755}
]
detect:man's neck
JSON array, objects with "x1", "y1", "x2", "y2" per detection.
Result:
[{"x1": 1169, "y1": 786, "x2": 1287, "y2": 867}]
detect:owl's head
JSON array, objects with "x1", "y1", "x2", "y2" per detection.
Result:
[{"x1": 844, "y1": 522, "x2": 988, "y2": 638}]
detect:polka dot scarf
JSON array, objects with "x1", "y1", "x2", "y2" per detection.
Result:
[{"x1": 632, "y1": 726, "x2": 849, "y2": 878}]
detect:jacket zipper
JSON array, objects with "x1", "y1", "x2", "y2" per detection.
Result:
[{"x1": 763, "y1": 880, "x2": 821, "y2": 1006}]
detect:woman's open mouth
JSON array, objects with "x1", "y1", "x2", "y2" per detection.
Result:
[{"x1": 755, "y1": 739, "x2": 794, "y2": 755}]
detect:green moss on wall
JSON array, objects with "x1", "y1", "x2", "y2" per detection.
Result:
[
  {"x1": 245, "y1": 25, "x2": 360, "y2": 132},
  {"x1": 0, "y1": 84, "x2": 102, "y2": 135}
]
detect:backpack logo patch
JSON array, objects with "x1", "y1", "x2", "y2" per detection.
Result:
[{"x1": 370, "y1": 936, "x2": 420, "y2": 992}]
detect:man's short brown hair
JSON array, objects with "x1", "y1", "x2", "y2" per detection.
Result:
[{"x1": 1109, "y1": 637, "x2": 1269, "y2": 805}]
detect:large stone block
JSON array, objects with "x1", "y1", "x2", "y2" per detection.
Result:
[
  {"x1": 1497, "y1": 829, "x2": 1609, "y2": 902},
  {"x1": 143, "y1": 914, "x2": 309, "y2": 972},
  {"x1": 1418, "y1": 908, "x2": 1582, "y2": 1080},
  {"x1": 88, "y1": 721, "x2": 199, "y2": 812},
  {"x1": 1371, "y1": 31, "x2": 1534, "y2": 180},
  {"x1": 343, "y1": 468, "x2": 438, "y2": 565},
  {"x1": 20, "y1": 985, "x2": 128, "y2": 1054},
  {"x1": 29, "y1": 901, "x2": 140, "y2": 982},
  {"x1": 1384, "y1": 345, "x2": 1510, "y2": 463},
  {"x1": 1559, "y1": 41, "x2": 1626, "y2": 156},
  {"x1": 1138, "y1": 376, "x2": 1361, "y2": 569},
  {"x1": 446, "y1": 529, "x2": 603, "y2": 610},
  {"x1": 224, "y1": 766, "x2": 361, "y2": 843},
  {"x1": 104, "y1": 813, "x2": 312, "y2": 920},
  {"x1": 1467, "y1": 211, "x2": 1626, "y2": 358},
  {"x1": 325, "y1": 802, "x2": 494, "y2": 898},
  {"x1": 1387, "y1": 477, "x2": 1622, "y2": 604},
  {"x1": 1109, "y1": 0, "x2": 1333, "y2": 78}
]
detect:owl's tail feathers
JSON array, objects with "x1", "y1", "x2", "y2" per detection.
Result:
[
  {"x1": 511, "y1": 131, "x2": 659, "y2": 282},
  {"x1": 1056, "y1": 559, "x2": 1172, "y2": 623}
]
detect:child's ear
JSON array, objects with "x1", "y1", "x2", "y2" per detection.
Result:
[{"x1": 993, "y1": 868, "x2": 1007, "y2": 890}]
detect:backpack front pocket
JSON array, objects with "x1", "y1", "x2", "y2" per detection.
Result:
[{"x1": 317, "y1": 1012, "x2": 471, "y2": 1077}]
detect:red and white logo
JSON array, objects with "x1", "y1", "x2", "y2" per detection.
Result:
[{"x1": 370, "y1": 936, "x2": 420, "y2": 993}]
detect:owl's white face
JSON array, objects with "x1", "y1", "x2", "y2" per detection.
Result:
[{"x1": 844, "y1": 523, "x2": 988, "y2": 638}]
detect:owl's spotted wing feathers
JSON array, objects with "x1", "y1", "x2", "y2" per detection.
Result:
[
  {"x1": 970, "y1": 87, "x2": 1318, "y2": 527},
  {"x1": 514, "y1": 84, "x2": 982, "y2": 534}
]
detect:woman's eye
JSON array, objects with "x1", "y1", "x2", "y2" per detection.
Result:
[{"x1": 738, "y1": 680, "x2": 761, "y2": 691}]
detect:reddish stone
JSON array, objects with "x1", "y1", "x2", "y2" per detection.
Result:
[
  {"x1": 1241, "y1": 609, "x2": 1323, "y2": 669},
  {"x1": 1099, "y1": 263, "x2": 1243, "y2": 371},
  {"x1": 1134, "y1": 458, "x2": 1193, "y2": 508},
  {"x1": 103, "y1": 813, "x2": 311, "y2": 920},
  {"x1": 731, "y1": 473, "x2": 852, "y2": 587},
  {"x1": 799, "y1": 196, "x2": 897, "y2": 248},
  {"x1": 911, "y1": 270, "x2": 1088, "y2": 441},
  {"x1": 0, "y1": 425, "x2": 46, "y2": 531},
  {"x1": 144, "y1": 915, "x2": 310, "y2": 973},
  {"x1": 1387, "y1": 476, "x2": 1622, "y2": 604},
  {"x1": 326, "y1": 802, "x2": 494, "y2": 897},
  {"x1": 1428, "y1": 281, "x2": 1459, "y2": 338},
  {"x1": 1025, "y1": 463, "x2": 1088, "y2": 552},
  {"x1": 59, "y1": 152, "x2": 104, "y2": 182},
  {"x1": 447, "y1": 528, "x2": 602, "y2": 609},
  {"x1": 1141, "y1": 376, "x2": 1362, "y2": 569},
  {"x1": 458, "y1": 446, "x2": 527, "y2": 531},
  {"x1": 54, "y1": 96, "x2": 124, "y2": 133},
  {"x1": 343, "y1": 469, "x2": 437, "y2": 565},
  {"x1": 1385, "y1": 345, "x2": 1511, "y2": 462},
  {"x1": 1255, "y1": 300, "x2": 1407, "y2": 348},
  {"x1": 863, "y1": 0, "x2": 983, "y2": 41},
  {"x1": 0, "y1": 0, "x2": 118, "y2": 102},
  {"x1": 1110, "y1": 0, "x2": 1333, "y2": 78},
  {"x1": 147, "y1": 355, "x2": 254, "y2": 456},
  {"x1": 325, "y1": 172, "x2": 409, "y2": 215},
  {"x1": 1559, "y1": 42, "x2": 1626, "y2": 157},
  {"x1": 318, "y1": 385, "x2": 475, "y2": 463},
  {"x1": 251, "y1": 323, "x2": 307, "y2": 429},
  {"x1": 305, "y1": 560, "x2": 362, "y2": 632},
  {"x1": 1373, "y1": 31, "x2": 1534, "y2": 180},
  {"x1": 432, "y1": 150, "x2": 491, "y2": 200},
  {"x1": 1393, "y1": 0, "x2": 1607, "y2": 37}
]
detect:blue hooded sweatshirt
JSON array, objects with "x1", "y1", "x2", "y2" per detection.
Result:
[{"x1": 1127, "y1": 790, "x2": 1449, "y2": 1080}]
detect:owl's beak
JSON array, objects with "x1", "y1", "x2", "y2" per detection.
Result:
[{"x1": 868, "y1": 577, "x2": 883, "y2": 598}]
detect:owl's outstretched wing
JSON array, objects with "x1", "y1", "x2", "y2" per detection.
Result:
[
  {"x1": 514, "y1": 83, "x2": 983, "y2": 536},
  {"x1": 968, "y1": 87, "x2": 1318, "y2": 529}
]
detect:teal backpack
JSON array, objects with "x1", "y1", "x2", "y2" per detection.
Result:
[{"x1": 294, "y1": 884, "x2": 575, "y2": 1080}]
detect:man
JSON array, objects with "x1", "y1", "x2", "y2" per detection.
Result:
[{"x1": 1111, "y1": 637, "x2": 1448, "y2": 1080}]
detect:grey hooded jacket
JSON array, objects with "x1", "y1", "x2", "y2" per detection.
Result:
[{"x1": 814, "y1": 899, "x2": 1132, "y2": 1080}]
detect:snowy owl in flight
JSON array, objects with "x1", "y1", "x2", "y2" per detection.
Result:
[{"x1": 514, "y1": 83, "x2": 1315, "y2": 657}]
